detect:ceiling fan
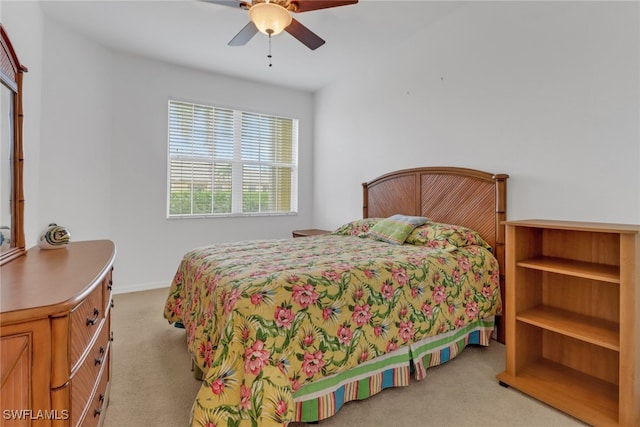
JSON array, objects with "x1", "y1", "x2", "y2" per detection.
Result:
[{"x1": 204, "y1": 0, "x2": 359, "y2": 50}]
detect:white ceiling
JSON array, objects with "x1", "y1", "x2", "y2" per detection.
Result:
[{"x1": 38, "y1": 0, "x2": 462, "y2": 92}]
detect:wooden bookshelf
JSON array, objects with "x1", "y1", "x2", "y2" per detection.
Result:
[{"x1": 496, "y1": 219, "x2": 640, "y2": 427}]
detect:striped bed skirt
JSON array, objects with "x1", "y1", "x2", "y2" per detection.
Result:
[{"x1": 292, "y1": 316, "x2": 495, "y2": 422}]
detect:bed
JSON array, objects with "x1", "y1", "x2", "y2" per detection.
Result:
[{"x1": 164, "y1": 166, "x2": 508, "y2": 427}]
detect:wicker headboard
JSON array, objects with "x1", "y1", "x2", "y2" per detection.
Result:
[{"x1": 362, "y1": 167, "x2": 509, "y2": 341}]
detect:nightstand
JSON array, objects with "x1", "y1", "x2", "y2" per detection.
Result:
[{"x1": 292, "y1": 229, "x2": 331, "y2": 238}]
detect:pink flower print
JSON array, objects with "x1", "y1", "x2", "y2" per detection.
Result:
[
  {"x1": 421, "y1": 302, "x2": 433, "y2": 318},
  {"x1": 240, "y1": 385, "x2": 252, "y2": 410},
  {"x1": 287, "y1": 275, "x2": 299, "y2": 284},
  {"x1": 200, "y1": 340, "x2": 213, "y2": 368},
  {"x1": 431, "y1": 285, "x2": 447, "y2": 304},
  {"x1": 206, "y1": 300, "x2": 215, "y2": 319},
  {"x1": 354, "y1": 287, "x2": 364, "y2": 300},
  {"x1": 391, "y1": 267, "x2": 409, "y2": 286},
  {"x1": 322, "y1": 306, "x2": 340, "y2": 322},
  {"x1": 322, "y1": 270, "x2": 341, "y2": 282},
  {"x1": 482, "y1": 285, "x2": 493, "y2": 298},
  {"x1": 426, "y1": 240, "x2": 442, "y2": 249},
  {"x1": 275, "y1": 399, "x2": 288, "y2": 417},
  {"x1": 359, "y1": 349, "x2": 369, "y2": 362},
  {"x1": 398, "y1": 321, "x2": 415, "y2": 342},
  {"x1": 204, "y1": 422, "x2": 216, "y2": 427},
  {"x1": 188, "y1": 322, "x2": 197, "y2": 346},
  {"x1": 411, "y1": 287, "x2": 420, "y2": 299},
  {"x1": 491, "y1": 270, "x2": 500, "y2": 285},
  {"x1": 174, "y1": 271, "x2": 184, "y2": 285},
  {"x1": 244, "y1": 340, "x2": 270, "y2": 375},
  {"x1": 277, "y1": 360, "x2": 289, "y2": 376},
  {"x1": 290, "y1": 377, "x2": 301, "y2": 392},
  {"x1": 195, "y1": 264, "x2": 206, "y2": 281},
  {"x1": 223, "y1": 288, "x2": 241, "y2": 314},
  {"x1": 381, "y1": 281, "x2": 394, "y2": 300},
  {"x1": 386, "y1": 340, "x2": 398, "y2": 353},
  {"x1": 455, "y1": 317, "x2": 466, "y2": 328},
  {"x1": 398, "y1": 305, "x2": 408, "y2": 318},
  {"x1": 337, "y1": 324, "x2": 353, "y2": 345},
  {"x1": 467, "y1": 246, "x2": 480, "y2": 255},
  {"x1": 407, "y1": 256, "x2": 421, "y2": 266},
  {"x1": 465, "y1": 301, "x2": 479, "y2": 320},
  {"x1": 464, "y1": 231, "x2": 476, "y2": 243},
  {"x1": 250, "y1": 293, "x2": 263, "y2": 306},
  {"x1": 275, "y1": 306, "x2": 294, "y2": 329},
  {"x1": 170, "y1": 297, "x2": 182, "y2": 316},
  {"x1": 448, "y1": 304, "x2": 455, "y2": 314},
  {"x1": 210, "y1": 378, "x2": 225, "y2": 395},
  {"x1": 457, "y1": 257, "x2": 471, "y2": 272},
  {"x1": 303, "y1": 333, "x2": 314, "y2": 346},
  {"x1": 452, "y1": 269, "x2": 461, "y2": 284},
  {"x1": 374, "y1": 325, "x2": 383, "y2": 337},
  {"x1": 292, "y1": 283, "x2": 319, "y2": 309},
  {"x1": 352, "y1": 304, "x2": 372, "y2": 326},
  {"x1": 207, "y1": 273, "x2": 222, "y2": 294},
  {"x1": 190, "y1": 288, "x2": 200, "y2": 311},
  {"x1": 301, "y1": 350, "x2": 325, "y2": 378},
  {"x1": 363, "y1": 269, "x2": 375, "y2": 279},
  {"x1": 241, "y1": 325, "x2": 250, "y2": 342}
]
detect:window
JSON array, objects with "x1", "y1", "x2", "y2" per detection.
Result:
[{"x1": 167, "y1": 100, "x2": 298, "y2": 218}]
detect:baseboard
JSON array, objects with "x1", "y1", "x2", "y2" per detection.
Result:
[{"x1": 113, "y1": 280, "x2": 170, "y2": 295}]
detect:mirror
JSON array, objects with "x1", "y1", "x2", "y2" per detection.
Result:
[{"x1": 0, "y1": 24, "x2": 27, "y2": 266}]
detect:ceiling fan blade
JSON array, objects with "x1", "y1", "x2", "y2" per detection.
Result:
[
  {"x1": 285, "y1": 18, "x2": 325, "y2": 50},
  {"x1": 200, "y1": 0, "x2": 250, "y2": 10},
  {"x1": 289, "y1": 0, "x2": 358, "y2": 13},
  {"x1": 228, "y1": 21, "x2": 259, "y2": 46}
]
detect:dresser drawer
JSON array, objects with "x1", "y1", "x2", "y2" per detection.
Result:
[
  {"x1": 70, "y1": 314, "x2": 110, "y2": 427},
  {"x1": 103, "y1": 268, "x2": 113, "y2": 315},
  {"x1": 82, "y1": 359, "x2": 110, "y2": 427},
  {"x1": 70, "y1": 280, "x2": 105, "y2": 369}
]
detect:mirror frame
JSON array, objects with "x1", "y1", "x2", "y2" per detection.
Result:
[{"x1": 0, "y1": 24, "x2": 27, "y2": 266}]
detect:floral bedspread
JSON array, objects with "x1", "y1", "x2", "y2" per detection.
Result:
[{"x1": 164, "y1": 233, "x2": 501, "y2": 427}]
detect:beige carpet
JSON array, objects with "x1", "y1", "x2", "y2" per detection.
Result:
[{"x1": 103, "y1": 288, "x2": 587, "y2": 427}]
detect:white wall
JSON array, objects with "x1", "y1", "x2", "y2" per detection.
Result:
[
  {"x1": 3, "y1": 3, "x2": 314, "y2": 293},
  {"x1": 109, "y1": 52, "x2": 314, "y2": 292},
  {"x1": 313, "y1": 1, "x2": 640, "y2": 229},
  {"x1": 38, "y1": 15, "x2": 113, "y2": 244}
]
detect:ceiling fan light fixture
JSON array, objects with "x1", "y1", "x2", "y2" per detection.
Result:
[{"x1": 249, "y1": 3, "x2": 292, "y2": 36}]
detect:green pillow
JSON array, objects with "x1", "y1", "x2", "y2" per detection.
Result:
[{"x1": 367, "y1": 214, "x2": 429, "y2": 245}]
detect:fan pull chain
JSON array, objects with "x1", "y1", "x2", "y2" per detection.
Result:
[{"x1": 267, "y1": 33, "x2": 273, "y2": 67}]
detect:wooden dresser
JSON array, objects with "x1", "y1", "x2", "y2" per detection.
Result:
[{"x1": 1, "y1": 240, "x2": 116, "y2": 427}]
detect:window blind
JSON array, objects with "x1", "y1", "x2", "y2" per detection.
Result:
[{"x1": 167, "y1": 100, "x2": 298, "y2": 217}]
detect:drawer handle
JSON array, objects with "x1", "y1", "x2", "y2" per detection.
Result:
[
  {"x1": 95, "y1": 346, "x2": 105, "y2": 366},
  {"x1": 107, "y1": 279, "x2": 113, "y2": 291},
  {"x1": 93, "y1": 394, "x2": 105, "y2": 417},
  {"x1": 86, "y1": 308, "x2": 100, "y2": 326}
]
